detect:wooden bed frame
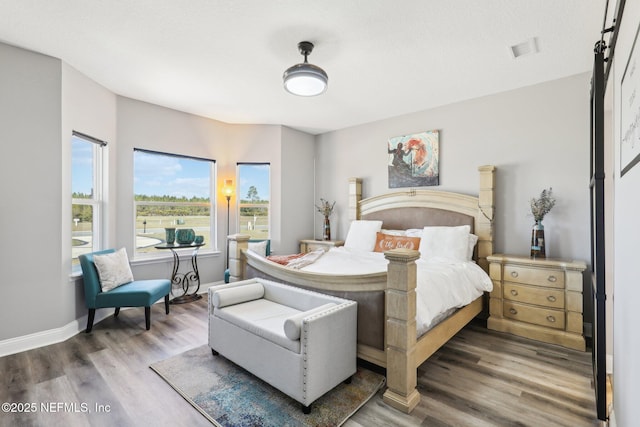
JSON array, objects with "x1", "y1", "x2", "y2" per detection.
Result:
[{"x1": 227, "y1": 165, "x2": 496, "y2": 413}]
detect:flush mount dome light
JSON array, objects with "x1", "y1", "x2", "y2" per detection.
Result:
[{"x1": 283, "y1": 41, "x2": 328, "y2": 96}]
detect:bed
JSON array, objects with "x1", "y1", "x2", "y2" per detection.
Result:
[{"x1": 227, "y1": 165, "x2": 496, "y2": 413}]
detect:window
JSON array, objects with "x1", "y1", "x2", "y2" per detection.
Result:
[
  {"x1": 237, "y1": 163, "x2": 270, "y2": 239},
  {"x1": 71, "y1": 131, "x2": 105, "y2": 268},
  {"x1": 134, "y1": 149, "x2": 215, "y2": 255}
]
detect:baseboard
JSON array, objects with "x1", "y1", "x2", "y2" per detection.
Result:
[
  {"x1": 0, "y1": 309, "x2": 112, "y2": 358},
  {"x1": 606, "y1": 354, "x2": 613, "y2": 374},
  {"x1": 608, "y1": 408, "x2": 616, "y2": 427},
  {"x1": 0, "y1": 282, "x2": 219, "y2": 358}
]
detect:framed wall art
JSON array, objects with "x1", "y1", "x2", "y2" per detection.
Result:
[
  {"x1": 387, "y1": 130, "x2": 439, "y2": 188},
  {"x1": 621, "y1": 22, "x2": 640, "y2": 177}
]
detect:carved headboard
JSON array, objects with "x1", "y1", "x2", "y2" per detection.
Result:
[{"x1": 348, "y1": 165, "x2": 495, "y2": 272}]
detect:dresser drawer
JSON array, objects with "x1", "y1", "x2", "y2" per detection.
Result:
[
  {"x1": 503, "y1": 301, "x2": 565, "y2": 330},
  {"x1": 503, "y1": 283, "x2": 564, "y2": 309},
  {"x1": 504, "y1": 264, "x2": 565, "y2": 289}
]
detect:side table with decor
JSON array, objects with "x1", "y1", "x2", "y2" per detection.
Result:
[
  {"x1": 155, "y1": 241, "x2": 205, "y2": 304},
  {"x1": 486, "y1": 254, "x2": 587, "y2": 351}
]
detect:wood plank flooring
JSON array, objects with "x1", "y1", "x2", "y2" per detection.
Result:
[{"x1": 1, "y1": 295, "x2": 599, "y2": 426}]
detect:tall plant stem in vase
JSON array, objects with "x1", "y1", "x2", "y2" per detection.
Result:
[
  {"x1": 323, "y1": 215, "x2": 331, "y2": 240},
  {"x1": 315, "y1": 198, "x2": 335, "y2": 241},
  {"x1": 530, "y1": 188, "x2": 555, "y2": 258}
]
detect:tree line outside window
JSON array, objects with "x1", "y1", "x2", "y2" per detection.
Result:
[{"x1": 237, "y1": 163, "x2": 270, "y2": 239}]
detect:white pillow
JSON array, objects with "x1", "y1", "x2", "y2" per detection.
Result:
[
  {"x1": 248, "y1": 240, "x2": 269, "y2": 257},
  {"x1": 467, "y1": 234, "x2": 479, "y2": 261},
  {"x1": 93, "y1": 248, "x2": 134, "y2": 292},
  {"x1": 405, "y1": 228, "x2": 423, "y2": 238},
  {"x1": 418, "y1": 225, "x2": 471, "y2": 261},
  {"x1": 212, "y1": 282, "x2": 265, "y2": 308},
  {"x1": 344, "y1": 220, "x2": 383, "y2": 251},
  {"x1": 380, "y1": 229, "x2": 407, "y2": 236},
  {"x1": 283, "y1": 303, "x2": 337, "y2": 340}
]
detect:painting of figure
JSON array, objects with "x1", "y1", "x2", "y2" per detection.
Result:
[{"x1": 388, "y1": 130, "x2": 439, "y2": 188}]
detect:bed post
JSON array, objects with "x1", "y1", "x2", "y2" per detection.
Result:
[
  {"x1": 383, "y1": 248, "x2": 421, "y2": 413},
  {"x1": 227, "y1": 234, "x2": 250, "y2": 282},
  {"x1": 348, "y1": 177, "x2": 362, "y2": 221},
  {"x1": 477, "y1": 165, "x2": 496, "y2": 273}
]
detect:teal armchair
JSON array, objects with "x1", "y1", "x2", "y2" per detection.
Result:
[{"x1": 79, "y1": 249, "x2": 171, "y2": 333}]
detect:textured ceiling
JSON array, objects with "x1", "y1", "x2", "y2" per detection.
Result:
[{"x1": 0, "y1": 1, "x2": 605, "y2": 134}]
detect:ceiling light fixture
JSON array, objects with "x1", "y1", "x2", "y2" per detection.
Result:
[{"x1": 283, "y1": 41, "x2": 328, "y2": 96}]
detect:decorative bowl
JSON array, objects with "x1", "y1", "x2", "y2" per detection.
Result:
[
  {"x1": 194, "y1": 235, "x2": 204, "y2": 244},
  {"x1": 175, "y1": 228, "x2": 196, "y2": 245}
]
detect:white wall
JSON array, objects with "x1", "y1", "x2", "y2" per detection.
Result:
[
  {"x1": 611, "y1": 0, "x2": 640, "y2": 423},
  {"x1": 316, "y1": 73, "x2": 592, "y2": 265}
]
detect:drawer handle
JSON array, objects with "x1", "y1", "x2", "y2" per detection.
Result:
[
  {"x1": 510, "y1": 290, "x2": 518, "y2": 296},
  {"x1": 546, "y1": 315, "x2": 556, "y2": 323},
  {"x1": 509, "y1": 308, "x2": 518, "y2": 315},
  {"x1": 547, "y1": 295, "x2": 556, "y2": 302},
  {"x1": 510, "y1": 271, "x2": 519, "y2": 278},
  {"x1": 547, "y1": 275, "x2": 557, "y2": 283}
]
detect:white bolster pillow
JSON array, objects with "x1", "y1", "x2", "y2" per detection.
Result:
[
  {"x1": 212, "y1": 283, "x2": 265, "y2": 308},
  {"x1": 283, "y1": 303, "x2": 337, "y2": 340}
]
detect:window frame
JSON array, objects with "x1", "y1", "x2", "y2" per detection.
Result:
[
  {"x1": 236, "y1": 162, "x2": 271, "y2": 240},
  {"x1": 71, "y1": 131, "x2": 106, "y2": 271},
  {"x1": 133, "y1": 148, "x2": 216, "y2": 258}
]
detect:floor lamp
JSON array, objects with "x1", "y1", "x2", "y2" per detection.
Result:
[{"x1": 223, "y1": 179, "x2": 234, "y2": 270}]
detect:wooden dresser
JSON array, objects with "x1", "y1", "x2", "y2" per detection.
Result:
[
  {"x1": 299, "y1": 239, "x2": 344, "y2": 253},
  {"x1": 487, "y1": 254, "x2": 587, "y2": 351}
]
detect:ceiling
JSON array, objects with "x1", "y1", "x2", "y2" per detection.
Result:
[{"x1": 0, "y1": 1, "x2": 605, "y2": 135}]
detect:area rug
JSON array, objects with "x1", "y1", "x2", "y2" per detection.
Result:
[{"x1": 150, "y1": 345, "x2": 385, "y2": 427}]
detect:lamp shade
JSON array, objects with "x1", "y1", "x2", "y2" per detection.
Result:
[
  {"x1": 223, "y1": 179, "x2": 234, "y2": 198},
  {"x1": 283, "y1": 63, "x2": 328, "y2": 96}
]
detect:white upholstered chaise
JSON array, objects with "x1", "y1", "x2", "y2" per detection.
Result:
[{"x1": 208, "y1": 278, "x2": 357, "y2": 413}]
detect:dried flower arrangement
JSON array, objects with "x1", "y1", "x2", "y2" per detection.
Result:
[
  {"x1": 530, "y1": 188, "x2": 556, "y2": 222},
  {"x1": 315, "y1": 198, "x2": 336, "y2": 217}
]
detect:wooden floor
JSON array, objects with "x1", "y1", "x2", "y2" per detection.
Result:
[{"x1": 1, "y1": 295, "x2": 600, "y2": 427}]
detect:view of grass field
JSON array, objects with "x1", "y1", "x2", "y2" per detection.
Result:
[{"x1": 72, "y1": 212, "x2": 269, "y2": 263}]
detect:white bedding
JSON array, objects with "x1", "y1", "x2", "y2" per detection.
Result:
[{"x1": 300, "y1": 247, "x2": 493, "y2": 336}]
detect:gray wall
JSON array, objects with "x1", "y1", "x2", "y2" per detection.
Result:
[
  {"x1": 115, "y1": 97, "x2": 233, "y2": 284},
  {"x1": 62, "y1": 63, "x2": 118, "y2": 324},
  {"x1": 280, "y1": 126, "x2": 316, "y2": 252},
  {"x1": 315, "y1": 73, "x2": 592, "y2": 264},
  {"x1": 0, "y1": 43, "x2": 63, "y2": 339}
]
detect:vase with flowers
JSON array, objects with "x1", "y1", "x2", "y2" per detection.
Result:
[
  {"x1": 530, "y1": 188, "x2": 555, "y2": 258},
  {"x1": 315, "y1": 198, "x2": 336, "y2": 241}
]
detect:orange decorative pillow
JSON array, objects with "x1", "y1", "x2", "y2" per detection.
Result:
[{"x1": 373, "y1": 232, "x2": 421, "y2": 252}]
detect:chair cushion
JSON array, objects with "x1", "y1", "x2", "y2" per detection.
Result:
[
  {"x1": 93, "y1": 248, "x2": 134, "y2": 291},
  {"x1": 95, "y1": 279, "x2": 171, "y2": 308},
  {"x1": 216, "y1": 299, "x2": 302, "y2": 353}
]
